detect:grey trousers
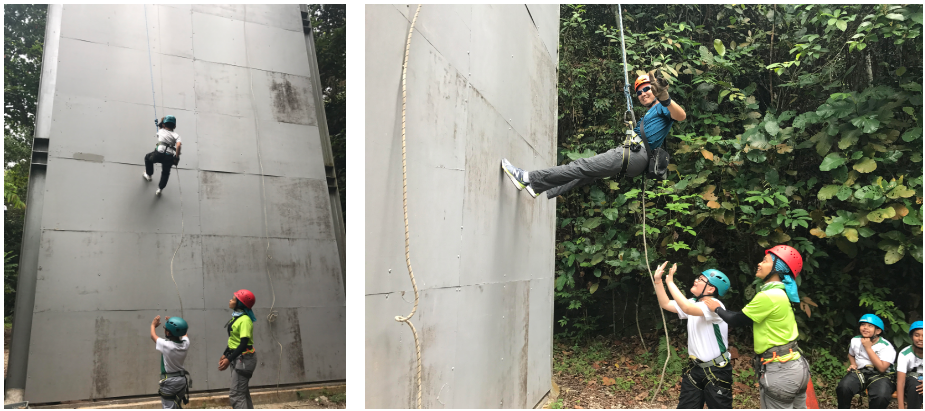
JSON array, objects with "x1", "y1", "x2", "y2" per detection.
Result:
[
  {"x1": 159, "y1": 376, "x2": 187, "y2": 409},
  {"x1": 230, "y1": 353, "x2": 257, "y2": 409},
  {"x1": 759, "y1": 356, "x2": 811, "y2": 409},
  {"x1": 529, "y1": 145, "x2": 648, "y2": 198}
]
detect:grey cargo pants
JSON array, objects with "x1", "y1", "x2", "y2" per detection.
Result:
[
  {"x1": 158, "y1": 376, "x2": 187, "y2": 409},
  {"x1": 759, "y1": 356, "x2": 811, "y2": 409},
  {"x1": 529, "y1": 145, "x2": 648, "y2": 198},
  {"x1": 229, "y1": 353, "x2": 257, "y2": 409}
]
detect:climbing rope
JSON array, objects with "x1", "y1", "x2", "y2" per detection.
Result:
[
  {"x1": 396, "y1": 4, "x2": 424, "y2": 409},
  {"x1": 143, "y1": 5, "x2": 158, "y2": 131},
  {"x1": 616, "y1": 4, "x2": 672, "y2": 403},
  {"x1": 144, "y1": 4, "x2": 184, "y2": 319},
  {"x1": 242, "y1": 12, "x2": 284, "y2": 400}
]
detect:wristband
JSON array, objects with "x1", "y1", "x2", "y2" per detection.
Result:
[{"x1": 659, "y1": 97, "x2": 672, "y2": 107}]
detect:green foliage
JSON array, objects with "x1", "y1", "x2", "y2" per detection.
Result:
[
  {"x1": 307, "y1": 4, "x2": 346, "y2": 219},
  {"x1": 554, "y1": 4, "x2": 923, "y2": 357},
  {"x1": 4, "y1": 5, "x2": 44, "y2": 319},
  {"x1": 809, "y1": 347, "x2": 845, "y2": 384}
]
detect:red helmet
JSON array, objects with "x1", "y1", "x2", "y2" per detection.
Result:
[
  {"x1": 634, "y1": 74, "x2": 650, "y2": 91},
  {"x1": 234, "y1": 289, "x2": 256, "y2": 308},
  {"x1": 765, "y1": 245, "x2": 803, "y2": 277}
]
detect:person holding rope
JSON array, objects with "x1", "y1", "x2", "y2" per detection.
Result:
[
  {"x1": 653, "y1": 262, "x2": 733, "y2": 408},
  {"x1": 897, "y1": 321, "x2": 923, "y2": 409},
  {"x1": 150, "y1": 315, "x2": 191, "y2": 409},
  {"x1": 703, "y1": 245, "x2": 811, "y2": 409},
  {"x1": 219, "y1": 289, "x2": 258, "y2": 409},
  {"x1": 143, "y1": 115, "x2": 182, "y2": 197},
  {"x1": 501, "y1": 69, "x2": 685, "y2": 198},
  {"x1": 835, "y1": 314, "x2": 897, "y2": 409}
]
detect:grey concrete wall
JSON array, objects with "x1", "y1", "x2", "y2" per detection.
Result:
[
  {"x1": 365, "y1": 5, "x2": 559, "y2": 408},
  {"x1": 22, "y1": 4, "x2": 344, "y2": 403}
]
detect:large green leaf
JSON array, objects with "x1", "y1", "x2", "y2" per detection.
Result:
[
  {"x1": 714, "y1": 39, "x2": 726, "y2": 56},
  {"x1": 901, "y1": 127, "x2": 922, "y2": 142},
  {"x1": 886, "y1": 185, "x2": 915, "y2": 199},
  {"x1": 838, "y1": 128, "x2": 863, "y2": 149},
  {"x1": 765, "y1": 121, "x2": 780, "y2": 136},
  {"x1": 818, "y1": 185, "x2": 840, "y2": 201},
  {"x1": 837, "y1": 186, "x2": 854, "y2": 201},
  {"x1": 825, "y1": 221, "x2": 845, "y2": 236},
  {"x1": 885, "y1": 246, "x2": 905, "y2": 265},
  {"x1": 819, "y1": 153, "x2": 846, "y2": 171},
  {"x1": 583, "y1": 217, "x2": 603, "y2": 230},
  {"x1": 868, "y1": 207, "x2": 897, "y2": 223},
  {"x1": 853, "y1": 157, "x2": 877, "y2": 173}
]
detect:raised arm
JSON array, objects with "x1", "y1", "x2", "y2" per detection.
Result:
[
  {"x1": 665, "y1": 266, "x2": 703, "y2": 316},
  {"x1": 653, "y1": 262, "x2": 678, "y2": 313},
  {"x1": 150, "y1": 315, "x2": 161, "y2": 344}
]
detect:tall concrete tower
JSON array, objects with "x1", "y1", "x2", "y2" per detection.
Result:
[{"x1": 6, "y1": 4, "x2": 345, "y2": 404}]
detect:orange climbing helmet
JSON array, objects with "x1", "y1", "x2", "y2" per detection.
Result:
[
  {"x1": 765, "y1": 245, "x2": 803, "y2": 278},
  {"x1": 634, "y1": 74, "x2": 651, "y2": 91},
  {"x1": 234, "y1": 289, "x2": 256, "y2": 308}
]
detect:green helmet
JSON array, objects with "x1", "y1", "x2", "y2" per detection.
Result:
[
  {"x1": 702, "y1": 269, "x2": 731, "y2": 297},
  {"x1": 165, "y1": 317, "x2": 188, "y2": 336},
  {"x1": 163, "y1": 115, "x2": 177, "y2": 126}
]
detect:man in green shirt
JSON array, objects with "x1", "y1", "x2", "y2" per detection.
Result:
[{"x1": 704, "y1": 245, "x2": 811, "y2": 409}]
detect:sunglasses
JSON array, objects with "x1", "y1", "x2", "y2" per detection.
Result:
[{"x1": 636, "y1": 86, "x2": 651, "y2": 96}]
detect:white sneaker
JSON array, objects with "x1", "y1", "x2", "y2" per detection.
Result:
[
  {"x1": 155, "y1": 188, "x2": 162, "y2": 196},
  {"x1": 143, "y1": 173, "x2": 152, "y2": 182}
]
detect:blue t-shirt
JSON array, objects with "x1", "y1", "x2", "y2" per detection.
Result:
[{"x1": 633, "y1": 103, "x2": 675, "y2": 149}]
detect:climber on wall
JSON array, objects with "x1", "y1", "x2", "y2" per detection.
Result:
[
  {"x1": 143, "y1": 115, "x2": 182, "y2": 197},
  {"x1": 501, "y1": 69, "x2": 685, "y2": 199}
]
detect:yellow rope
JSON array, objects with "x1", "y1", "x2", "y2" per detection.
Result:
[{"x1": 394, "y1": 4, "x2": 424, "y2": 409}]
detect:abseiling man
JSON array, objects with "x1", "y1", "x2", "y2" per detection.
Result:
[{"x1": 501, "y1": 69, "x2": 685, "y2": 198}]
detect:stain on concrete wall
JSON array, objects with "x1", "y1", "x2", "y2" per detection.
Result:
[
  {"x1": 23, "y1": 5, "x2": 344, "y2": 403},
  {"x1": 365, "y1": 4, "x2": 559, "y2": 408}
]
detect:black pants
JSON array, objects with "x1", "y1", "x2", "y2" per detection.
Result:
[
  {"x1": 901, "y1": 375, "x2": 923, "y2": 409},
  {"x1": 835, "y1": 370, "x2": 895, "y2": 409},
  {"x1": 677, "y1": 362, "x2": 733, "y2": 409},
  {"x1": 528, "y1": 144, "x2": 648, "y2": 198},
  {"x1": 145, "y1": 150, "x2": 175, "y2": 189}
]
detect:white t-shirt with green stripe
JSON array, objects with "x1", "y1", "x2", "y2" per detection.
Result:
[
  {"x1": 848, "y1": 336, "x2": 896, "y2": 369},
  {"x1": 670, "y1": 299, "x2": 728, "y2": 362},
  {"x1": 896, "y1": 345, "x2": 923, "y2": 375}
]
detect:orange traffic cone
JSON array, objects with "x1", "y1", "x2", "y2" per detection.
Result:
[{"x1": 805, "y1": 378, "x2": 819, "y2": 409}]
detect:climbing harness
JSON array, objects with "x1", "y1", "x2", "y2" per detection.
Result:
[
  {"x1": 143, "y1": 4, "x2": 185, "y2": 319},
  {"x1": 615, "y1": 4, "x2": 672, "y2": 403},
  {"x1": 241, "y1": 14, "x2": 284, "y2": 400},
  {"x1": 396, "y1": 5, "x2": 424, "y2": 409},
  {"x1": 158, "y1": 370, "x2": 192, "y2": 408}
]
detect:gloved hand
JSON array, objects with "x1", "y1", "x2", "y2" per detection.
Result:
[{"x1": 647, "y1": 69, "x2": 670, "y2": 103}]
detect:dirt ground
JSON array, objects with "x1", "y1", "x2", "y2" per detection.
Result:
[{"x1": 546, "y1": 334, "x2": 896, "y2": 409}]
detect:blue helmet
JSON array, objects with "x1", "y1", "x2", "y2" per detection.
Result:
[
  {"x1": 165, "y1": 316, "x2": 188, "y2": 337},
  {"x1": 859, "y1": 314, "x2": 885, "y2": 331},
  {"x1": 163, "y1": 115, "x2": 177, "y2": 126},
  {"x1": 910, "y1": 321, "x2": 923, "y2": 337},
  {"x1": 702, "y1": 269, "x2": 730, "y2": 297}
]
